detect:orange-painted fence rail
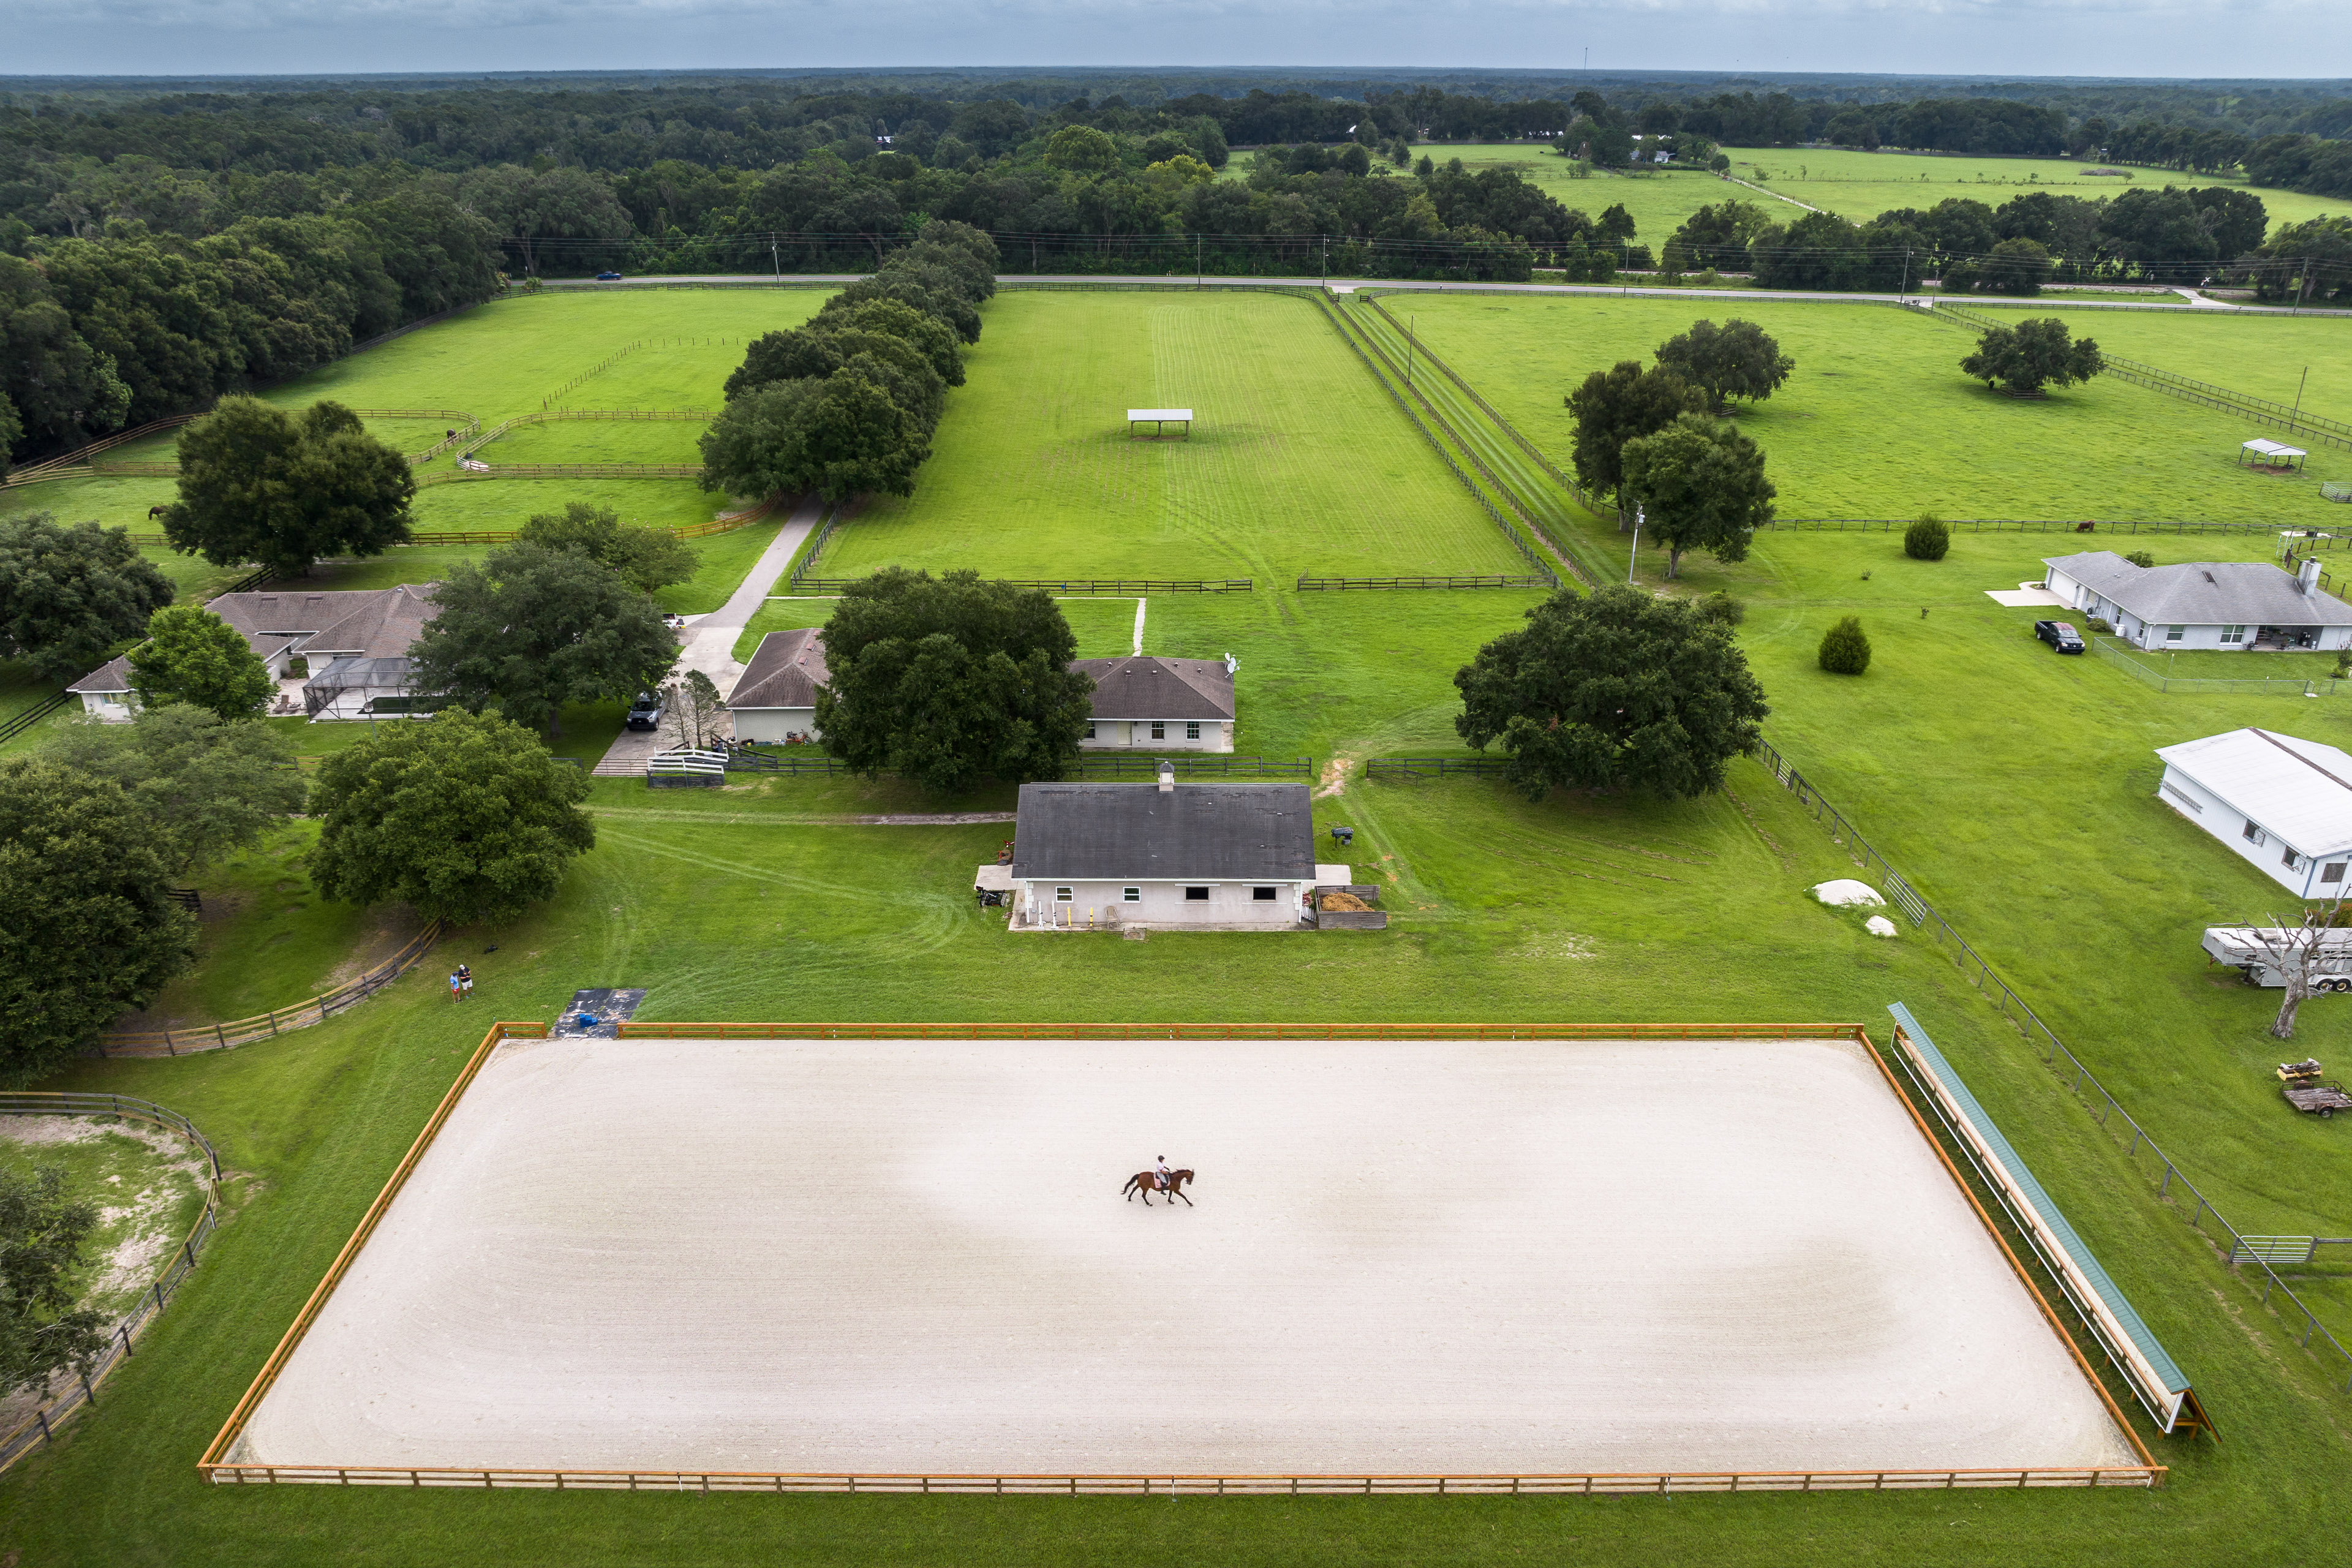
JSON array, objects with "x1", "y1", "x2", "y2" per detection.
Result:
[
  {"x1": 0, "y1": 1093, "x2": 224, "y2": 1479},
  {"x1": 198, "y1": 1463, "x2": 2162, "y2": 1493},
  {"x1": 95, "y1": 922, "x2": 443, "y2": 1058},
  {"x1": 612, "y1": 1021, "x2": 1869, "y2": 1042},
  {"x1": 200, "y1": 1022, "x2": 545, "y2": 1475}
]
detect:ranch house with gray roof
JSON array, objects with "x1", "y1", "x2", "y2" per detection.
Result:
[
  {"x1": 985, "y1": 773, "x2": 1344, "y2": 930},
  {"x1": 2043, "y1": 551, "x2": 2352, "y2": 653},
  {"x1": 1070, "y1": 654, "x2": 1237, "y2": 752}
]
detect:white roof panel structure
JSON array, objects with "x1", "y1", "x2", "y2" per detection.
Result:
[
  {"x1": 1126, "y1": 409, "x2": 1193, "y2": 421},
  {"x1": 2243, "y1": 438, "x2": 2307, "y2": 460},
  {"x1": 2155, "y1": 728, "x2": 2352, "y2": 857}
]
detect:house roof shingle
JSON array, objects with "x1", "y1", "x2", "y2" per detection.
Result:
[
  {"x1": 1009, "y1": 781, "x2": 1314, "y2": 881},
  {"x1": 2045, "y1": 551, "x2": 2352, "y2": 628},
  {"x1": 2157, "y1": 728, "x2": 2352, "y2": 858},
  {"x1": 1070, "y1": 655, "x2": 1235, "y2": 722},
  {"x1": 67, "y1": 584, "x2": 442, "y2": 696},
  {"x1": 728, "y1": 629, "x2": 830, "y2": 710}
]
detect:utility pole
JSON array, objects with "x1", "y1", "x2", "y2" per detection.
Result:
[
  {"x1": 1628, "y1": 505, "x2": 1643, "y2": 583},
  {"x1": 1196, "y1": 233, "x2": 1202, "y2": 290},
  {"x1": 2293, "y1": 366, "x2": 2309, "y2": 433},
  {"x1": 1898, "y1": 246, "x2": 1911, "y2": 304},
  {"x1": 771, "y1": 239, "x2": 780, "y2": 282}
]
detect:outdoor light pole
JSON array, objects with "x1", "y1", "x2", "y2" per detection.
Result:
[
  {"x1": 771, "y1": 239, "x2": 780, "y2": 282},
  {"x1": 1628, "y1": 505, "x2": 1643, "y2": 583}
]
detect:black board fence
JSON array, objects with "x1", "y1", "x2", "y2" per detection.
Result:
[
  {"x1": 1069, "y1": 754, "x2": 1313, "y2": 780},
  {"x1": 1300, "y1": 575, "x2": 1553, "y2": 592},
  {"x1": 0, "y1": 692, "x2": 69, "y2": 747},
  {"x1": 0, "y1": 1093, "x2": 223, "y2": 1478},
  {"x1": 1364, "y1": 756, "x2": 1514, "y2": 778},
  {"x1": 1762, "y1": 517, "x2": 2351, "y2": 538}
]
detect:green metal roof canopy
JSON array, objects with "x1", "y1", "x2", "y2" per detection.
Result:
[{"x1": 1886, "y1": 1003, "x2": 2208, "y2": 1438}]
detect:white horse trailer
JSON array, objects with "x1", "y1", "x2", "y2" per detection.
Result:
[{"x1": 2202, "y1": 926, "x2": 2352, "y2": 990}]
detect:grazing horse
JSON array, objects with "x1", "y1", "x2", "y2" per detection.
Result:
[
  {"x1": 1122, "y1": 1169, "x2": 1194, "y2": 1207},
  {"x1": 147, "y1": 505, "x2": 167, "y2": 518}
]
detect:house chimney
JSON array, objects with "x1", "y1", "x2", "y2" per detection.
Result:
[
  {"x1": 1158, "y1": 761, "x2": 1175, "y2": 793},
  {"x1": 2301, "y1": 556, "x2": 2322, "y2": 595}
]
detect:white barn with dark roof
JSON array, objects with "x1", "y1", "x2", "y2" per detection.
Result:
[
  {"x1": 1071, "y1": 654, "x2": 1236, "y2": 752},
  {"x1": 2043, "y1": 551, "x2": 2352, "y2": 653},
  {"x1": 2155, "y1": 728, "x2": 2352, "y2": 896},
  {"x1": 990, "y1": 774, "x2": 1343, "y2": 929}
]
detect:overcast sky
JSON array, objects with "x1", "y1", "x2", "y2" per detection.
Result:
[{"x1": 9, "y1": 0, "x2": 2348, "y2": 83}]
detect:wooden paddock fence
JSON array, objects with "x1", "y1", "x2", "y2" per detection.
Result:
[{"x1": 94, "y1": 921, "x2": 443, "y2": 1057}]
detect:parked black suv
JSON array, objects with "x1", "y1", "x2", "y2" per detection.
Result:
[
  {"x1": 625, "y1": 690, "x2": 665, "y2": 729},
  {"x1": 2034, "y1": 619, "x2": 2086, "y2": 654}
]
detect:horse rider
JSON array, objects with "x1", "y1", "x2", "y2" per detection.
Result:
[{"x1": 1155, "y1": 1155, "x2": 1174, "y2": 1193}]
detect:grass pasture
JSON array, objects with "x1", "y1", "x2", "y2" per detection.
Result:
[
  {"x1": 1390, "y1": 292, "x2": 2352, "y2": 521},
  {"x1": 1724, "y1": 145, "x2": 2348, "y2": 236},
  {"x1": 1420, "y1": 145, "x2": 1774, "y2": 249},
  {"x1": 818, "y1": 290, "x2": 1530, "y2": 583}
]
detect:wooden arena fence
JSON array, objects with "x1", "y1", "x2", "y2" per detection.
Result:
[{"x1": 197, "y1": 1018, "x2": 2168, "y2": 1491}]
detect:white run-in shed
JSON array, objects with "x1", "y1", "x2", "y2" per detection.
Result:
[
  {"x1": 2154, "y1": 728, "x2": 2352, "y2": 897},
  {"x1": 1126, "y1": 408, "x2": 1193, "y2": 439}
]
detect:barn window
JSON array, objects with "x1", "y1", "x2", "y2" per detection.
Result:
[
  {"x1": 1184, "y1": 886, "x2": 1209, "y2": 901},
  {"x1": 1186, "y1": 722, "x2": 1200, "y2": 740},
  {"x1": 1152, "y1": 721, "x2": 1166, "y2": 739},
  {"x1": 2325, "y1": 862, "x2": 2346, "y2": 884},
  {"x1": 1055, "y1": 886, "x2": 1073, "y2": 902},
  {"x1": 1122, "y1": 887, "x2": 1140, "y2": 902},
  {"x1": 1253, "y1": 886, "x2": 1277, "y2": 900},
  {"x1": 2284, "y1": 846, "x2": 2305, "y2": 871},
  {"x1": 2243, "y1": 820, "x2": 2267, "y2": 846}
]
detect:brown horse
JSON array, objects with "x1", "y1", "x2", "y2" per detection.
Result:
[{"x1": 1122, "y1": 1169, "x2": 1194, "y2": 1207}]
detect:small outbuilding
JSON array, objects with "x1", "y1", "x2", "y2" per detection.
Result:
[
  {"x1": 2043, "y1": 551, "x2": 2352, "y2": 653},
  {"x1": 727, "y1": 629, "x2": 829, "y2": 744},
  {"x1": 2240, "y1": 438, "x2": 2308, "y2": 473},
  {"x1": 993, "y1": 771, "x2": 1341, "y2": 929},
  {"x1": 1126, "y1": 409, "x2": 1193, "y2": 439},
  {"x1": 1072, "y1": 654, "x2": 1236, "y2": 752},
  {"x1": 2155, "y1": 727, "x2": 2352, "y2": 896}
]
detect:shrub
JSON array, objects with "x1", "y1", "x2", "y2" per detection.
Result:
[
  {"x1": 2124, "y1": 550, "x2": 2155, "y2": 568},
  {"x1": 1902, "y1": 516, "x2": 1950, "y2": 562},
  {"x1": 1818, "y1": 616, "x2": 1872, "y2": 675},
  {"x1": 2087, "y1": 616, "x2": 2113, "y2": 633},
  {"x1": 1698, "y1": 590, "x2": 1746, "y2": 627}
]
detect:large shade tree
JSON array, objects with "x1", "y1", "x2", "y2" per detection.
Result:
[
  {"x1": 1961, "y1": 318, "x2": 2104, "y2": 396},
  {"x1": 43, "y1": 706, "x2": 304, "y2": 872},
  {"x1": 128, "y1": 604, "x2": 277, "y2": 720},
  {"x1": 0, "y1": 513, "x2": 174, "y2": 684},
  {"x1": 1653, "y1": 319, "x2": 1795, "y2": 413},
  {"x1": 0, "y1": 757, "x2": 197, "y2": 1084},
  {"x1": 816, "y1": 568, "x2": 1094, "y2": 794},
  {"x1": 1564, "y1": 360, "x2": 1706, "y2": 515},
  {"x1": 162, "y1": 397, "x2": 414, "y2": 578},
  {"x1": 306, "y1": 709, "x2": 595, "y2": 926},
  {"x1": 1455, "y1": 585, "x2": 1770, "y2": 803},
  {"x1": 0, "y1": 1166, "x2": 108, "y2": 1397},
  {"x1": 407, "y1": 543, "x2": 676, "y2": 737},
  {"x1": 1620, "y1": 413, "x2": 1777, "y2": 579},
  {"x1": 516, "y1": 502, "x2": 696, "y2": 595}
]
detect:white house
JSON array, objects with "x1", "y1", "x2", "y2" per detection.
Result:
[
  {"x1": 1072, "y1": 654, "x2": 1236, "y2": 752},
  {"x1": 2154, "y1": 728, "x2": 2352, "y2": 897},
  {"x1": 2043, "y1": 551, "x2": 2352, "y2": 653},
  {"x1": 987, "y1": 771, "x2": 1344, "y2": 930},
  {"x1": 66, "y1": 584, "x2": 441, "y2": 722},
  {"x1": 726, "y1": 628, "x2": 829, "y2": 743}
]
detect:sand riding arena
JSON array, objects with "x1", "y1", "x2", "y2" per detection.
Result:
[{"x1": 202, "y1": 1022, "x2": 2162, "y2": 1494}]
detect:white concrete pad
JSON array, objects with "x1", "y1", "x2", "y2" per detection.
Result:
[
  {"x1": 1986, "y1": 584, "x2": 2067, "y2": 608},
  {"x1": 234, "y1": 1036, "x2": 2138, "y2": 1478}
]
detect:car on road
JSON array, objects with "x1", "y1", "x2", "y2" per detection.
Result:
[
  {"x1": 625, "y1": 690, "x2": 665, "y2": 730},
  {"x1": 2034, "y1": 619, "x2": 2086, "y2": 654},
  {"x1": 595, "y1": 270, "x2": 624, "y2": 281}
]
